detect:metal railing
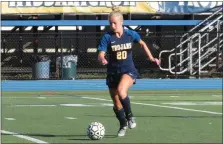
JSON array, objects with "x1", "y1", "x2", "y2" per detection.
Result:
[{"x1": 159, "y1": 7, "x2": 223, "y2": 76}]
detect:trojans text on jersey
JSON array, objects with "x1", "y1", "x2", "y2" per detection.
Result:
[{"x1": 111, "y1": 43, "x2": 132, "y2": 52}]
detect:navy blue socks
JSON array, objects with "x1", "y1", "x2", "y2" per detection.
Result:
[
  {"x1": 113, "y1": 107, "x2": 127, "y2": 127},
  {"x1": 120, "y1": 96, "x2": 133, "y2": 120}
]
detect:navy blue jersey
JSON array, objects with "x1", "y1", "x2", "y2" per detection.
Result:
[{"x1": 98, "y1": 29, "x2": 140, "y2": 74}]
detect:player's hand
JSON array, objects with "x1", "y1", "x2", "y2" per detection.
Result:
[
  {"x1": 151, "y1": 58, "x2": 160, "y2": 65},
  {"x1": 101, "y1": 59, "x2": 108, "y2": 65}
]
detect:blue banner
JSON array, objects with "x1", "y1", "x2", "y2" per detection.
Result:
[{"x1": 148, "y1": 2, "x2": 222, "y2": 14}]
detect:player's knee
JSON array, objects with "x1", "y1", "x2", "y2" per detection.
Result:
[
  {"x1": 117, "y1": 86, "x2": 127, "y2": 98},
  {"x1": 114, "y1": 102, "x2": 123, "y2": 110},
  {"x1": 112, "y1": 96, "x2": 123, "y2": 110}
]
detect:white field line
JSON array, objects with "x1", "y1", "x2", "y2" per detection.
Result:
[
  {"x1": 37, "y1": 97, "x2": 46, "y2": 99},
  {"x1": 80, "y1": 96, "x2": 222, "y2": 115},
  {"x1": 162, "y1": 102, "x2": 222, "y2": 105},
  {"x1": 13, "y1": 103, "x2": 113, "y2": 107},
  {"x1": 3, "y1": 95, "x2": 222, "y2": 115},
  {"x1": 132, "y1": 102, "x2": 222, "y2": 115},
  {"x1": 2, "y1": 97, "x2": 69, "y2": 99},
  {"x1": 212, "y1": 95, "x2": 222, "y2": 97},
  {"x1": 14, "y1": 105, "x2": 56, "y2": 107},
  {"x1": 2, "y1": 93, "x2": 222, "y2": 99},
  {"x1": 65, "y1": 117, "x2": 77, "y2": 120},
  {"x1": 60, "y1": 104, "x2": 94, "y2": 107},
  {"x1": 81, "y1": 97, "x2": 111, "y2": 101},
  {"x1": 1, "y1": 130, "x2": 48, "y2": 144},
  {"x1": 5, "y1": 118, "x2": 16, "y2": 121}
]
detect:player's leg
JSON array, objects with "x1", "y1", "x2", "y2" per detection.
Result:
[
  {"x1": 117, "y1": 74, "x2": 136, "y2": 129},
  {"x1": 106, "y1": 74, "x2": 127, "y2": 136},
  {"x1": 109, "y1": 88, "x2": 128, "y2": 136}
]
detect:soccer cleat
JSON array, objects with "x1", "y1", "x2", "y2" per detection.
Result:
[
  {"x1": 117, "y1": 126, "x2": 127, "y2": 137},
  {"x1": 127, "y1": 117, "x2": 136, "y2": 129}
]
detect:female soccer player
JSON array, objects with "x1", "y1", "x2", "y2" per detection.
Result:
[{"x1": 98, "y1": 7, "x2": 160, "y2": 137}]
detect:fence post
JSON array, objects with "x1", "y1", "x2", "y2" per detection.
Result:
[
  {"x1": 19, "y1": 26, "x2": 24, "y2": 60},
  {"x1": 174, "y1": 30, "x2": 177, "y2": 78},
  {"x1": 3, "y1": 38, "x2": 6, "y2": 55},
  {"x1": 33, "y1": 26, "x2": 38, "y2": 61},
  {"x1": 216, "y1": 20, "x2": 221, "y2": 71},
  {"x1": 60, "y1": 31, "x2": 63, "y2": 79}
]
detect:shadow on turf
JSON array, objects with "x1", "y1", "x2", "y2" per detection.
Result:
[
  {"x1": 138, "y1": 99, "x2": 220, "y2": 101},
  {"x1": 85, "y1": 114, "x2": 222, "y2": 118},
  {"x1": 68, "y1": 135, "x2": 117, "y2": 140},
  {"x1": 2, "y1": 133, "x2": 116, "y2": 140},
  {"x1": 138, "y1": 115, "x2": 222, "y2": 118}
]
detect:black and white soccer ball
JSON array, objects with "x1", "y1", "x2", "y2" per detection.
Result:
[{"x1": 87, "y1": 122, "x2": 105, "y2": 140}]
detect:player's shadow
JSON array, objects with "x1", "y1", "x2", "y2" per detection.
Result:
[
  {"x1": 2, "y1": 133, "x2": 116, "y2": 140},
  {"x1": 68, "y1": 134, "x2": 117, "y2": 140},
  {"x1": 135, "y1": 115, "x2": 222, "y2": 118},
  {"x1": 85, "y1": 114, "x2": 222, "y2": 119}
]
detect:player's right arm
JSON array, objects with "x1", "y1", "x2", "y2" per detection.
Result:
[
  {"x1": 98, "y1": 34, "x2": 110, "y2": 65},
  {"x1": 98, "y1": 51, "x2": 108, "y2": 65}
]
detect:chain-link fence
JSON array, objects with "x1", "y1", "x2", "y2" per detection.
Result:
[{"x1": 1, "y1": 31, "x2": 222, "y2": 80}]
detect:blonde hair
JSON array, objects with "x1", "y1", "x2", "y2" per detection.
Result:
[{"x1": 109, "y1": 6, "x2": 123, "y2": 22}]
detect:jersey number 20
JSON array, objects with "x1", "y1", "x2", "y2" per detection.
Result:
[{"x1": 117, "y1": 51, "x2": 127, "y2": 60}]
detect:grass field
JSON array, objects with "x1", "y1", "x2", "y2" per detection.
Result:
[{"x1": 1, "y1": 90, "x2": 222, "y2": 143}]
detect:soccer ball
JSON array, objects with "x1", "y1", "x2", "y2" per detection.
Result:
[{"x1": 87, "y1": 122, "x2": 105, "y2": 140}]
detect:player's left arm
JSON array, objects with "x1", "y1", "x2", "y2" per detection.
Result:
[
  {"x1": 131, "y1": 30, "x2": 160, "y2": 65},
  {"x1": 138, "y1": 40, "x2": 160, "y2": 65}
]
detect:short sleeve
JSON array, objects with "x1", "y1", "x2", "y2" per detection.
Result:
[
  {"x1": 127, "y1": 30, "x2": 141, "y2": 43},
  {"x1": 98, "y1": 34, "x2": 110, "y2": 52}
]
